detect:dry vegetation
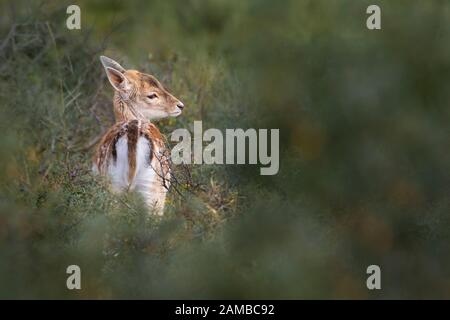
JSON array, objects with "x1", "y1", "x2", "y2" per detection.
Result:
[{"x1": 1, "y1": 0, "x2": 450, "y2": 299}]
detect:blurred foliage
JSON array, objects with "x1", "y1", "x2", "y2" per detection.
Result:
[{"x1": 0, "y1": 0, "x2": 450, "y2": 299}]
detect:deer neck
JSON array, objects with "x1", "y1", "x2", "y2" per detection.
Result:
[{"x1": 113, "y1": 91, "x2": 146, "y2": 122}]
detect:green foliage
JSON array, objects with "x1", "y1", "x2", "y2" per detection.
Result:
[{"x1": 1, "y1": 0, "x2": 450, "y2": 298}]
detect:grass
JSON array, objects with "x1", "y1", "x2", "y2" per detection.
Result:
[
  {"x1": 0, "y1": 3, "x2": 239, "y2": 298},
  {"x1": 1, "y1": 0, "x2": 450, "y2": 299}
]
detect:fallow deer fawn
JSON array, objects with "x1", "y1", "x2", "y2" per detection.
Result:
[{"x1": 93, "y1": 56, "x2": 184, "y2": 215}]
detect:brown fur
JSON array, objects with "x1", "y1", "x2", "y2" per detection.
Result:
[
  {"x1": 126, "y1": 119, "x2": 139, "y2": 184},
  {"x1": 95, "y1": 122, "x2": 128, "y2": 174}
]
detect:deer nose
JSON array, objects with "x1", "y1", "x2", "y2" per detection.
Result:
[{"x1": 177, "y1": 102, "x2": 184, "y2": 110}]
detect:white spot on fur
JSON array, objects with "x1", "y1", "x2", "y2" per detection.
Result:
[
  {"x1": 131, "y1": 137, "x2": 155, "y2": 190},
  {"x1": 92, "y1": 163, "x2": 99, "y2": 175},
  {"x1": 141, "y1": 108, "x2": 170, "y2": 121},
  {"x1": 133, "y1": 137, "x2": 166, "y2": 215},
  {"x1": 105, "y1": 135, "x2": 166, "y2": 215},
  {"x1": 108, "y1": 136, "x2": 129, "y2": 192}
]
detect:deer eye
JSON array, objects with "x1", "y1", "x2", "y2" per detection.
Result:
[{"x1": 147, "y1": 93, "x2": 158, "y2": 99}]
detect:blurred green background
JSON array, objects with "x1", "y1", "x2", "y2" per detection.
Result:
[{"x1": 0, "y1": 0, "x2": 450, "y2": 299}]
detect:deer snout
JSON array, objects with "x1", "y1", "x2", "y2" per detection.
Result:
[{"x1": 176, "y1": 102, "x2": 184, "y2": 110}]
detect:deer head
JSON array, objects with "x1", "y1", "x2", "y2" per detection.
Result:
[{"x1": 100, "y1": 56, "x2": 184, "y2": 122}]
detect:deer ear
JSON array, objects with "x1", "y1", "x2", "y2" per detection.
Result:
[
  {"x1": 100, "y1": 55, "x2": 126, "y2": 73},
  {"x1": 104, "y1": 67, "x2": 130, "y2": 92}
]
